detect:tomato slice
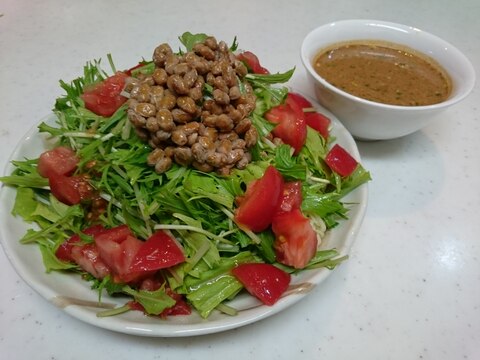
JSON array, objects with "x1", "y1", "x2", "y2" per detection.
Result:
[
  {"x1": 81, "y1": 72, "x2": 128, "y2": 117},
  {"x1": 49, "y1": 174, "x2": 93, "y2": 205},
  {"x1": 276, "y1": 181, "x2": 303, "y2": 214},
  {"x1": 55, "y1": 237, "x2": 79, "y2": 263},
  {"x1": 234, "y1": 166, "x2": 284, "y2": 232},
  {"x1": 287, "y1": 92, "x2": 331, "y2": 139},
  {"x1": 57, "y1": 225, "x2": 152, "y2": 283},
  {"x1": 159, "y1": 288, "x2": 192, "y2": 317},
  {"x1": 94, "y1": 225, "x2": 133, "y2": 244},
  {"x1": 325, "y1": 144, "x2": 358, "y2": 177},
  {"x1": 38, "y1": 147, "x2": 79, "y2": 178},
  {"x1": 160, "y1": 300, "x2": 192, "y2": 317},
  {"x1": 272, "y1": 208, "x2": 318, "y2": 269},
  {"x1": 232, "y1": 263, "x2": 291, "y2": 306},
  {"x1": 55, "y1": 225, "x2": 112, "y2": 278},
  {"x1": 305, "y1": 112, "x2": 330, "y2": 139},
  {"x1": 94, "y1": 225, "x2": 149, "y2": 283},
  {"x1": 38, "y1": 146, "x2": 94, "y2": 205},
  {"x1": 57, "y1": 225, "x2": 186, "y2": 284},
  {"x1": 71, "y1": 243, "x2": 112, "y2": 279},
  {"x1": 237, "y1": 51, "x2": 270, "y2": 74},
  {"x1": 265, "y1": 96, "x2": 307, "y2": 155},
  {"x1": 287, "y1": 92, "x2": 312, "y2": 108},
  {"x1": 129, "y1": 231, "x2": 185, "y2": 273},
  {"x1": 55, "y1": 225, "x2": 106, "y2": 262}
]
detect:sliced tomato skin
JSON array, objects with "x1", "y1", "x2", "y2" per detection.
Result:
[
  {"x1": 270, "y1": 169, "x2": 318, "y2": 269},
  {"x1": 159, "y1": 288, "x2": 192, "y2": 317},
  {"x1": 55, "y1": 225, "x2": 112, "y2": 277},
  {"x1": 113, "y1": 235, "x2": 147, "y2": 283},
  {"x1": 232, "y1": 263, "x2": 291, "y2": 306},
  {"x1": 38, "y1": 146, "x2": 94, "y2": 205},
  {"x1": 57, "y1": 224, "x2": 154, "y2": 283},
  {"x1": 94, "y1": 225, "x2": 133, "y2": 245},
  {"x1": 55, "y1": 225, "x2": 106, "y2": 262},
  {"x1": 93, "y1": 225, "x2": 149, "y2": 283},
  {"x1": 49, "y1": 174, "x2": 93, "y2": 205},
  {"x1": 71, "y1": 243, "x2": 111, "y2": 279},
  {"x1": 234, "y1": 166, "x2": 284, "y2": 232},
  {"x1": 237, "y1": 51, "x2": 270, "y2": 74},
  {"x1": 325, "y1": 144, "x2": 358, "y2": 177},
  {"x1": 81, "y1": 72, "x2": 128, "y2": 117},
  {"x1": 55, "y1": 236, "x2": 79, "y2": 262},
  {"x1": 287, "y1": 92, "x2": 312, "y2": 108},
  {"x1": 276, "y1": 181, "x2": 303, "y2": 214},
  {"x1": 305, "y1": 112, "x2": 331, "y2": 139},
  {"x1": 129, "y1": 231, "x2": 185, "y2": 273},
  {"x1": 38, "y1": 146, "x2": 79, "y2": 178},
  {"x1": 265, "y1": 96, "x2": 307, "y2": 155},
  {"x1": 287, "y1": 92, "x2": 331, "y2": 139},
  {"x1": 272, "y1": 208, "x2": 318, "y2": 269}
]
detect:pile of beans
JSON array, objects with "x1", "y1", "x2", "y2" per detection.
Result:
[{"x1": 124, "y1": 36, "x2": 259, "y2": 175}]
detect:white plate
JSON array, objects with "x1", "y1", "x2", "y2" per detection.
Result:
[{"x1": 0, "y1": 99, "x2": 368, "y2": 337}]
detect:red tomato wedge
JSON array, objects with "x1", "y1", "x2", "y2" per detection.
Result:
[
  {"x1": 55, "y1": 224, "x2": 106, "y2": 262},
  {"x1": 38, "y1": 146, "x2": 79, "y2": 178},
  {"x1": 55, "y1": 225, "x2": 113, "y2": 279},
  {"x1": 234, "y1": 166, "x2": 284, "y2": 232},
  {"x1": 272, "y1": 208, "x2": 318, "y2": 269},
  {"x1": 237, "y1": 51, "x2": 270, "y2": 74},
  {"x1": 287, "y1": 92, "x2": 331, "y2": 139},
  {"x1": 56, "y1": 225, "x2": 186, "y2": 284},
  {"x1": 38, "y1": 146, "x2": 93, "y2": 205},
  {"x1": 81, "y1": 72, "x2": 128, "y2": 117},
  {"x1": 305, "y1": 112, "x2": 331, "y2": 139},
  {"x1": 232, "y1": 263, "x2": 291, "y2": 306},
  {"x1": 276, "y1": 181, "x2": 303, "y2": 214},
  {"x1": 94, "y1": 225, "x2": 148, "y2": 283},
  {"x1": 70, "y1": 243, "x2": 111, "y2": 280},
  {"x1": 287, "y1": 92, "x2": 312, "y2": 108},
  {"x1": 55, "y1": 237, "x2": 78, "y2": 263},
  {"x1": 129, "y1": 231, "x2": 185, "y2": 273},
  {"x1": 49, "y1": 174, "x2": 93, "y2": 205},
  {"x1": 94, "y1": 224, "x2": 133, "y2": 245},
  {"x1": 325, "y1": 144, "x2": 358, "y2": 177},
  {"x1": 265, "y1": 96, "x2": 307, "y2": 155},
  {"x1": 159, "y1": 293, "x2": 192, "y2": 317}
]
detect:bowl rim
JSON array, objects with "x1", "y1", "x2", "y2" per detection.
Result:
[{"x1": 300, "y1": 19, "x2": 476, "y2": 111}]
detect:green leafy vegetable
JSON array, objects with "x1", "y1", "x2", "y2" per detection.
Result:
[
  {"x1": 123, "y1": 286, "x2": 176, "y2": 315},
  {"x1": 246, "y1": 68, "x2": 295, "y2": 85},
  {"x1": 179, "y1": 32, "x2": 209, "y2": 51},
  {"x1": 0, "y1": 33, "x2": 370, "y2": 320}
]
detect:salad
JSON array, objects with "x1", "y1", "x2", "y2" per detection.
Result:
[{"x1": 0, "y1": 33, "x2": 370, "y2": 320}]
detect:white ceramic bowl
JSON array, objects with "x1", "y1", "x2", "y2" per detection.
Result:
[{"x1": 301, "y1": 19, "x2": 475, "y2": 140}]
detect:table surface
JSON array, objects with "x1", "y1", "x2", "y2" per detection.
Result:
[{"x1": 1, "y1": 1, "x2": 479, "y2": 359}]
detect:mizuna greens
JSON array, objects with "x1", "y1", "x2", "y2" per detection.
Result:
[{"x1": 0, "y1": 33, "x2": 371, "y2": 319}]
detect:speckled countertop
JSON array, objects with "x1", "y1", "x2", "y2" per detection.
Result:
[{"x1": 0, "y1": 0, "x2": 479, "y2": 359}]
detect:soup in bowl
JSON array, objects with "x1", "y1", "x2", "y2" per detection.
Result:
[{"x1": 301, "y1": 19, "x2": 475, "y2": 140}]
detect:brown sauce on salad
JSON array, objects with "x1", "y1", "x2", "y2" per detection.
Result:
[{"x1": 313, "y1": 40, "x2": 452, "y2": 106}]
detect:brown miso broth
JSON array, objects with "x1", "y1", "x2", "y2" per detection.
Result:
[{"x1": 313, "y1": 40, "x2": 452, "y2": 106}]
